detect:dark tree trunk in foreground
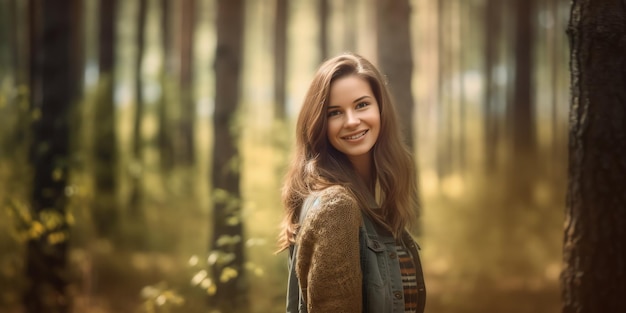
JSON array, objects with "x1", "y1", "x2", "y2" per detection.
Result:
[
  {"x1": 561, "y1": 1, "x2": 626, "y2": 312},
  {"x1": 25, "y1": 0, "x2": 79, "y2": 311},
  {"x1": 210, "y1": 0, "x2": 247, "y2": 311},
  {"x1": 92, "y1": 0, "x2": 119, "y2": 238}
]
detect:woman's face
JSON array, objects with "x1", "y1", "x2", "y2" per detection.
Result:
[{"x1": 326, "y1": 75, "x2": 380, "y2": 165}]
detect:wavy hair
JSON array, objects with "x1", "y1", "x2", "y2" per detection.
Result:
[{"x1": 277, "y1": 53, "x2": 420, "y2": 251}]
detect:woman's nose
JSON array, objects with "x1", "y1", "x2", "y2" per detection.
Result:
[{"x1": 345, "y1": 111, "x2": 360, "y2": 127}]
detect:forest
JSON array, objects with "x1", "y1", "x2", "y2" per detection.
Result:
[{"x1": 0, "y1": 0, "x2": 624, "y2": 313}]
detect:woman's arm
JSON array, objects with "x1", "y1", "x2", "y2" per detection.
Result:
[{"x1": 296, "y1": 186, "x2": 362, "y2": 313}]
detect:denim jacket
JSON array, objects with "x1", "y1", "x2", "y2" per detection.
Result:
[{"x1": 287, "y1": 194, "x2": 426, "y2": 313}]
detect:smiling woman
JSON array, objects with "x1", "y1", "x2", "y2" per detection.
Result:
[
  {"x1": 278, "y1": 53, "x2": 425, "y2": 313},
  {"x1": 326, "y1": 75, "x2": 380, "y2": 180}
]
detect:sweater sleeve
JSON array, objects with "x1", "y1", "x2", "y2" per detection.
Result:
[{"x1": 295, "y1": 186, "x2": 363, "y2": 313}]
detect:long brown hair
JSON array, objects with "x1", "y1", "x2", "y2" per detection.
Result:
[{"x1": 277, "y1": 53, "x2": 420, "y2": 251}]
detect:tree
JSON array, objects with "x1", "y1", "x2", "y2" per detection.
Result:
[
  {"x1": 274, "y1": 0, "x2": 288, "y2": 120},
  {"x1": 209, "y1": 0, "x2": 247, "y2": 311},
  {"x1": 92, "y1": 0, "x2": 119, "y2": 238},
  {"x1": 177, "y1": 0, "x2": 196, "y2": 166},
  {"x1": 376, "y1": 0, "x2": 415, "y2": 150},
  {"x1": 511, "y1": 0, "x2": 536, "y2": 155},
  {"x1": 483, "y1": 0, "x2": 501, "y2": 172},
  {"x1": 25, "y1": 0, "x2": 80, "y2": 311},
  {"x1": 318, "y1": 0, "x2": 329, "y2": 61},
  {"x1": 129, "y1": 0, "x2": 147, "y2": 216},
  {"x1": 561, "y1": 1, "x2": 626, "y2": 312},
  {"x1": 343, "y1": 0, "x2": 356, "y2": 52},
  {"x1": 158, "y1": 0, "x2": 175, "y2": 170}
]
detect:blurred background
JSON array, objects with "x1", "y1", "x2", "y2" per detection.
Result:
[{"x1": 0, "y1": 0, "x2": 570, "y2": 312}]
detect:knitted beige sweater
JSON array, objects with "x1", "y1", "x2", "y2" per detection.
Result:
[{"x1": 296, "y1": 185, "x2": 363, "y2": 313}]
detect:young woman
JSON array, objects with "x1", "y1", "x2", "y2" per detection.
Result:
[{"x1": 278, "y1": 53, "x2": 426, "y2": 313}]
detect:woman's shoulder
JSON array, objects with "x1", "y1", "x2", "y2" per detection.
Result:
[{"x1": 304, "y1": 185, "x2": 360, "y2": 224}]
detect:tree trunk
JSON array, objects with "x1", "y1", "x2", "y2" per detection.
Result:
[
  {"x1": 483, "y1": 0, "x2": 500, "y2": 173},
  {"x1": 0, "y1": 2, "x2": 11, "y2": 84},
  {"x1": 561, "y1": 1, "x2": 626, "y2": 312},
  {"x1": 274, "y1": 0, "x2": 287, "y2": 120},
  {"x1": 511, "y1": 0, "x2": 536, "y2": 155},
  {"x1": 25, "y1": 0, "x2": 79, "y2": 311},
  {"x1": 92, "y1": 0, "x2": 119, "y2": 238},
  {"x1": 158, "y1": 0, "x2": 175, "y2": 170},
  {"x1": 376, "y1": 0, "x2": 415, "y2": 150},
  {"x1": 507, "y1": 0, "x2": 536, "y2": 202},
  {"x1": 129, "y1": 0, "x2": 147, "y2": 213},
  {"x1": 457, "y1": 0, "x2": 466, "y2": 173},
  {"x1": 343, "y1": 0, "x2": 356, "y2": 52},
  {"x1": 210, "y1": 0, "x2": 248, "y2": 311},
  {"x1": 436, "y1": 0, "x2": 451, "y2": 179},
  {"x1": 177, "y1": 0, "x2": 196, "y2": 166},
  {"x1": 318, "y1": 0, "x2": 329, "y2": 61}
]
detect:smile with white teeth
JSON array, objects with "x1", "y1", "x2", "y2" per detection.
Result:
[{"x1": 342, "y1": 130, "x2": 368, "y2": 140}]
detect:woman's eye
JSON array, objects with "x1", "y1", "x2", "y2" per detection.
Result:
[
  {"x1": 356, "y1": 102, "x2": 369, "y2": 109},
  {"x1": 327, "y1": 110, "x2": 341, "y2": 117}
]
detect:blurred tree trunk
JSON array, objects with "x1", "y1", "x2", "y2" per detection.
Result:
[
  {"x1": 210, "y1": 0, "x2": 248, "y2": 311},
  {"x1": 483, "y1": 0, "x2": 500, "y2": 173},
  {"x1": 25, "y1": 0, "x2": 80, "y2": 311},
  {"x1": 0, "y1": 1, "x2": 14, "y2": 96},
  {"x1": 177, "y1": 0, "x2": 196, "y2": 166},
  {"x1": 70, "y1": 0, "x2": 84, "y2": 99},
  {"x1": 129, "y1": 0, "x2": 147, "y2": 240},
  {"x1": 158, "y1": 0, "x2": 175, "y2": 170},
  {"x1": 456, "y1": 0, "x2": 466, "y2": 173},
  {"x1": 274, "y1": 0, "x2": 287, "y2": 120},
  {"x1": 511, "y1": 0, "x2": 535, "y2": 155},
  {"x1": 561, "y1": 1, "x2": 626, "y2": 312},
  {"x1": 436, "y1": 0, "x2": 451, "y2": 180},
  {"x1": 92, "y1": 0, "x2": 119, "y2": 238},
  {"x1": 124, "y1": 0, "x2": 148, "y2": 249},
  {"x1": 343, "y1": 0, "x2": 356, "y2": 52},
  {"x1": 10, "y1": 0, "x2": 28, "y2": 88},
  {"x1": 509, "y1": 0, "x2": 536, "y2": 201},
  {"x1": 549, "y1": 0, "x2": 562, "y2": 164},
  {"x1": 376, "y1": 0, "x2": 415, "y2": 150},
  {"x1": 318, "y1": 0, "x2": 329, "y2": 61}
]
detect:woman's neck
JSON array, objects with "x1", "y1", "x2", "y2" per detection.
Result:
[{"x1": 349, "y1": 154, "x2": 374, "y2": 191}]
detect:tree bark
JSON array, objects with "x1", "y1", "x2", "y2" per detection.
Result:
[
  {"x1": 561, "y1": 1, "x2": 626, "y2": 312},
  {"x1": 210, "y1": 0, "x2": 248, "y2": 311},
  {"x1": 25, "y1": 0, "x2": 79, "y2": 311},
  {"x1": 376, "y1": 0, "x2": 415, "y2": 150}
]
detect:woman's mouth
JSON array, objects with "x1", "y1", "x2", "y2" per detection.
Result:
[{"x1": 342, "y1": 130, "x2": 368, "y2": 140}]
